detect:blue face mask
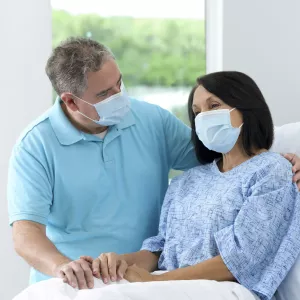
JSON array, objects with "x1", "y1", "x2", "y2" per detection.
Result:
[
  {"x1": 195, "y1": 108, "x2": 243, "y2": 154},
  {"x1": 75, "y1": 82, "x2": 130, "y2": 126}
]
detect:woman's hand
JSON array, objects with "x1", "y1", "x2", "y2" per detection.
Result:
[
  {"x1": 283, "y1": 153, "x2": 300, "y2": 190},
  {"x1": 124, "y1": 265, "x2": 155, "y2": 282},
  {"x1": 80, "y1": 253, "x2": 128, "y2": 284}
]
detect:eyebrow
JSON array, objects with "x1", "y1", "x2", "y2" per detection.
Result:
[{"x1": 95, "y1": 74, "x2": 122, "y2": 97}]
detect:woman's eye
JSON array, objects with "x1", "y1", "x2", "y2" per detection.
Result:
[{"x1": 211, "y1": 103, "x2": 220, "y2": 109}]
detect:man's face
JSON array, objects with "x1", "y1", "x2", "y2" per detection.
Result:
[{"x1": 62, "y1": 59, "x2": 122, "y2": 127}]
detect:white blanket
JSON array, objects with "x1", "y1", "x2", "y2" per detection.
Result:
[{"x1": 13, "y1": 275, "x2": 259, "y2": 300}]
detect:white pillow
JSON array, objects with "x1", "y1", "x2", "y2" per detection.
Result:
[
  {"x1": 272, "y1": 122, "x2": 300, "y2": 156},
  {"x1": 273, "y1": 122, "x2": 300, "y2": 300}
]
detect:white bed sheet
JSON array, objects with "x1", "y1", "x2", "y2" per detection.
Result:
[{"x1": 13, "y1": 273, "x2": 260, "y2": 300}]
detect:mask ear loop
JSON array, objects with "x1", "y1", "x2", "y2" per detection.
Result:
[
  {"x1": 77, "y1": 110, "x2": 100, "y2": 122},
  {"x1": 229, "y1": 108, "x2": 243, "y2": 128},
  {"x1": 71, "y1": 95, "x2": 101, "y2": 122},
  {"x1": 72, "y1": 95, "x2": 94, "y2": 107}
]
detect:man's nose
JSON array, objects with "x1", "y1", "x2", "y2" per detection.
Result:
[{"x1": 111, "y1": 84, "x2": 121, "y2": 95}]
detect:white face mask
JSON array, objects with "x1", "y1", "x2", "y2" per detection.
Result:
[
  {"x1": 75, "y1": 82, "x2": 130, "y2": 126},
  {"x1": 195, "y1": 108, "x2": 243, "y2": 154}
]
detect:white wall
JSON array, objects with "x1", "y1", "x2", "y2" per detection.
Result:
[
  {"x1": 206, "y1": 0, "x2": 300, "y2": 125},
  {"x1": 0, "y1": 0, "x2": 52, "y2": 298}
]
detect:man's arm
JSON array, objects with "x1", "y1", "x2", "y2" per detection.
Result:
[
  {"x1": 13, "y1": 220, "x2": 94, "y2": 289},
  {"x1": 8, "y1": 144, "x2": 94, "y2": 289},
  {"x1": 13, "y1": 220, "x2": 70, "y2": 277},
  {"x1": 158, "y1": 107, "x2": 199, "y2": 171}
]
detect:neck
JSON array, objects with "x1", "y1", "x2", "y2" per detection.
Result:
[
  {"x1": 220, "y1": 143, "x2": 266, "y2": 172},
  {"x1": 61, "y1": 102, "x2": 107, "y2": 134}
]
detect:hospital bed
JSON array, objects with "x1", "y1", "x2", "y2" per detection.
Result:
[{"x1": 13, "y1": 122, "x2": 300, "y2": 300}]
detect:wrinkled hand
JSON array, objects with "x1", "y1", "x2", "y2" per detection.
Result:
[
  {"x1": 81, "y1": 253, "x2": 128, "y2": 284},
  {"x1": 54, "y1": 258, "x2": 94, "y2": 289},
  {"x1": 124, "y1": 265, "x2": 155, "y2": 282},
  {"x1": 283, "y1": 153, "x2": 300, "y2": 190}
]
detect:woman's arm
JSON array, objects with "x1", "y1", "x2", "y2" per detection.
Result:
[
  {"x1": 124, "y1": 255, "x2": 235, "y2": 282},
  {"x1": 120, "y1": 250, "x2": 160, "y2": 272},
  {"x1": 154, "y1": 255, "x2": 234, "y2": 281},
  {"x1": 126, "y1": 158, "x2": 300, "y2": 298}
]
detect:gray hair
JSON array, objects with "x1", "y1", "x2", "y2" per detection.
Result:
[{"x1": 46, "y1": 37, "x2": 115, "y2": 96}]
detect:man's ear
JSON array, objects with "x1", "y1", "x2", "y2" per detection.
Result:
[{"x1": 60, "y1": 93, "x2": 79, "y2": 112}]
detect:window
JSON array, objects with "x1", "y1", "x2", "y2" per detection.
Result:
[{"x1": 51, "y1": 0, "x2": 206, "y2": 177}]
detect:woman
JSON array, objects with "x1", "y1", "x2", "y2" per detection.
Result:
[{"x1": 83, "y1": 72, "x2": 300, "y2": 300}]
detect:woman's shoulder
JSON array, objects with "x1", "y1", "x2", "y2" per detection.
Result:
[
  {"x1": 250, "y1": 151, "x2": 292, "y2": 176},
  {"x1": 246, "y1": 151, "x2": 294, "y2": 191}
]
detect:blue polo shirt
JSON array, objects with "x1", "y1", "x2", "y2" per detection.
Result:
[{"x1": 8, "y1": 98, "x2": 198, "y2": 284}]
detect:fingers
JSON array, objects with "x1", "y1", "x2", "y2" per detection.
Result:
[
  {"x1": 99, "y1": 254, "x2": 109, "y2": 284},
  {"x1": 296, "y1": 179, "x2": 300, "y2": 191},
  {"x1": 79, "y1": 259, "x2": 94, "y2": 289},
  {"x1": 292, "y1": 155, "x2": 300, "y2": 174},
  {"x1": 293, "y1": 172, "x2": 300, "y2": 190},
  {"x1": 58, "y1": 270, "x2": 68, "y2": 284},
  {"x1": 62, "y1": 266, "x2": 78, "y2": 289},
  {"x1": 71, "y1": 261, "x2": 87, "y2": 289},
  {"x1": 107, "y1": 253, "x2": 117, "y2": 282},
  {"x1": 93, "y1": 253, "x2": 125, "y2": 283},
  {"x1": 117, "y1": 260, "x2": 128, "y2": 280},
  {"x1": 283, "y1": 153, "x2": 300, "y2": 190},
  {"x1": 80, "y1": 256, "x2": 94, "y2": 264},
  {"x1": 92, "y1": 257, "x2": 101, "y2": 278},
  {"x1": 283, "y1": 153, "x2": 296, "y2": 164},
  {"x1": 58, "y1": 259, "x2": 94, "y2": 290}
]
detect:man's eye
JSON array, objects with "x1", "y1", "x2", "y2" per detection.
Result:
[{"x1": 98, "y1": 92, "x2": 108, "y2": 98}]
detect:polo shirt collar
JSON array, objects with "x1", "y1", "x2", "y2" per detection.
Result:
[
  {"x1": 49, "y1": 97, "x2": 136, "y2": 146},
  {"x1": 49, "y1": 98, "x2": 84, "y2": 146}
]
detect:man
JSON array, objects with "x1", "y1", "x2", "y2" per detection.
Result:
[{"x1": 8, "y1": 37, "x2": 300, "y2": 290}]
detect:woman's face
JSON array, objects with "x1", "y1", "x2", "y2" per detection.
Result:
[{"x1": 192, "y1": 85, "x2": 243, "y2": 128}]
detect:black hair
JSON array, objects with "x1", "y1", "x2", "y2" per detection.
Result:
[{"x1": 188, "y1": 71, "x2": 274, "y2": 164}]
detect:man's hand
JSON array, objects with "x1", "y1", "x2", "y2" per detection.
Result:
[
  {"x1": 81, "y1": 253, "x2": 128, "y2": 284},
  {"x1": 54, "y1": 258, "x2": 94, "y2": 289},
  {"x1": 283, "y1": 153, "x2": 300, "y2": 190}
]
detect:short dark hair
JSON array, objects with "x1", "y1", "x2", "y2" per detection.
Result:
[{"x1": 188, "y1": 71, "x2": 274, "y2": 164}]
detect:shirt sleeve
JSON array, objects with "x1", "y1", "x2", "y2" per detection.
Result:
[
  {"x1": 141, "y1": 176, "x2": 181, "y2": 252},
  {"x1": 158, "y1": 107, "x2": 199, "y2": 170},
  {"x1": 214, "y1": 162, "x2": 300, "y2": 300},
  {"x1": 8, "y1": 145, "x2": 53, "y2": 226}
]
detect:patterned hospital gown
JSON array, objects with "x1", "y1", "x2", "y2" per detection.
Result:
[{"x1": 141, "y1": 152, "x2": 300, "y2": 300}]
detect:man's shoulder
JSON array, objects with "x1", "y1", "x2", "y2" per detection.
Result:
[
  {"x1": 129, "y1": 97, "x2": 183, "y2": 128},
  {"x1": 129, "y1": 98, "x2": 166, "y2": 115},
  {"x1": 15, "y1": 108, "x2": 53, "y2": 149}
]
